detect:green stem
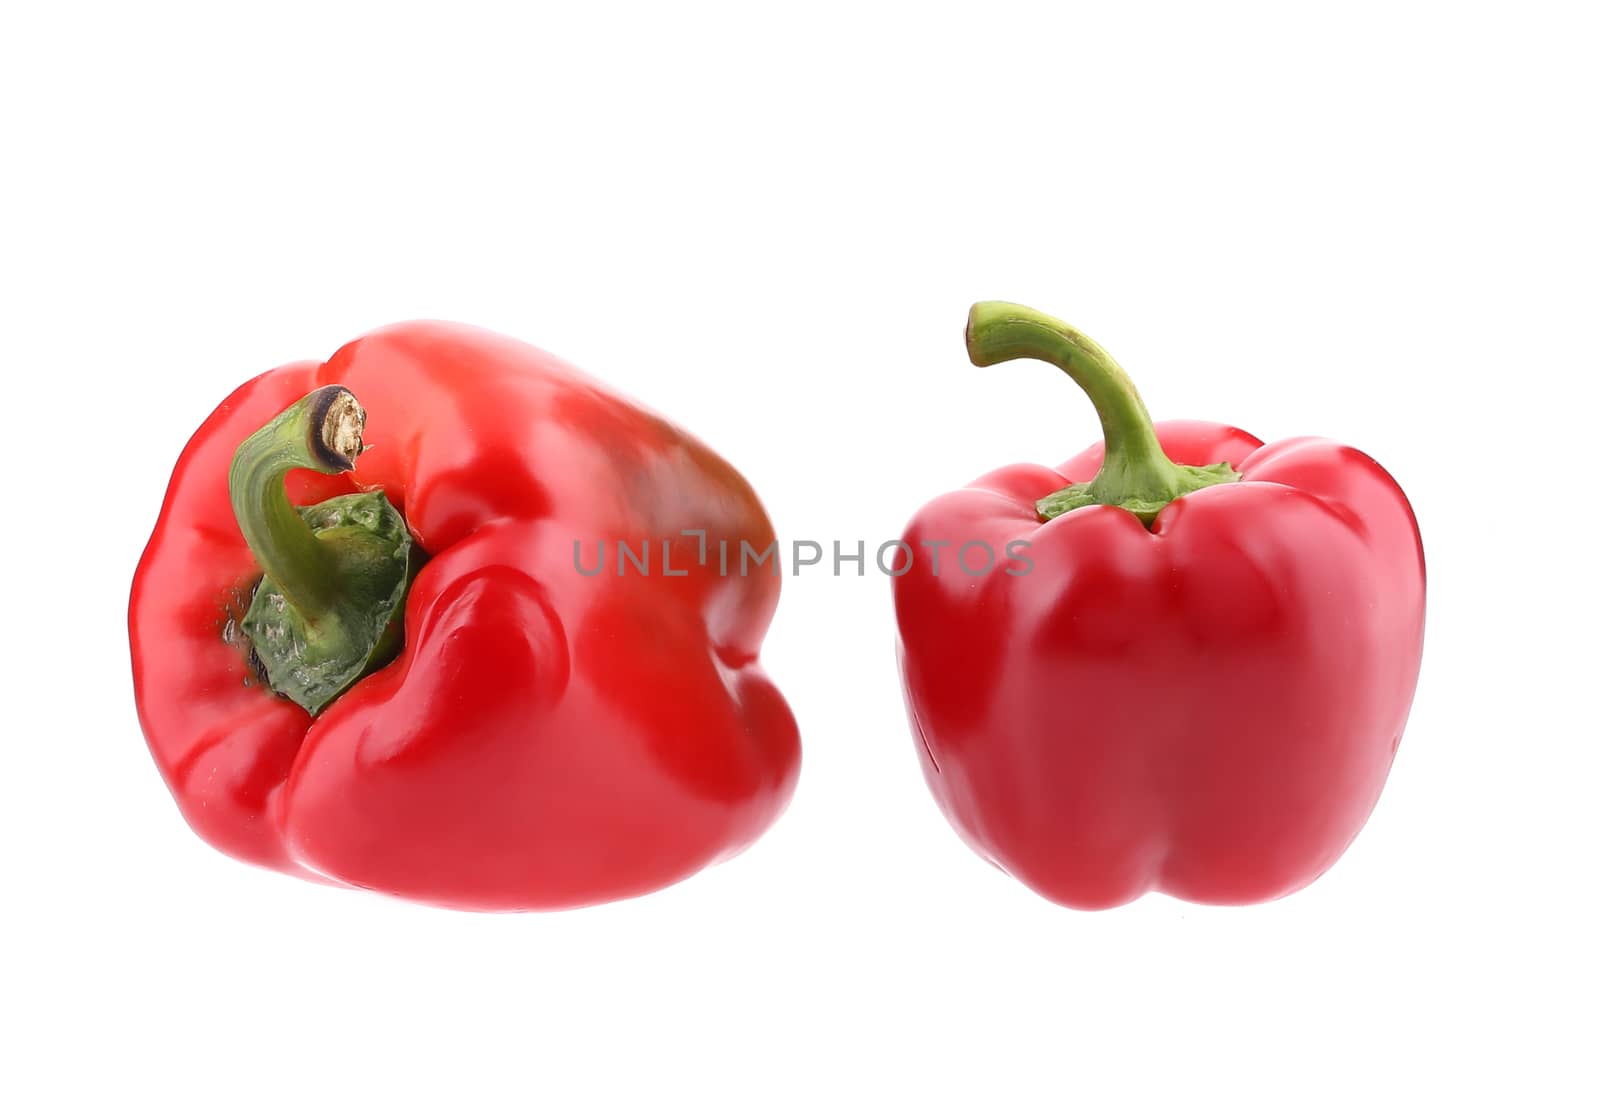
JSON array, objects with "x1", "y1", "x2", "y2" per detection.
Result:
[
  {"x1": 227, "y1": 386, "x2": 416, "y2": 716},
  {"x1": 965, "y1": 302, "x2": 1239, "y2": 526},
  {"x1": 227, "y1": 387, "x2": 363, "y2": 616}
]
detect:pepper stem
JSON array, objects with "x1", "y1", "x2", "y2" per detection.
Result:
[
  {"x1": 228, "y1": 387, "x2": 365, "y2": 614},
  {"x1": 227, "y1": 387, "x2": 417, "y2": 715},
  {"x1": 965, "y1": 302, "x2": 1239, "y2": 525}
]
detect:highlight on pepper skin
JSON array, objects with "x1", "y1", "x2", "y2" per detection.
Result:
[
  {"x1": 893, "y1": 301, "x2": 1425, "y2": 909},
  {"x1": 128, "y1": 322, "x2": 801, "y2": 911}
]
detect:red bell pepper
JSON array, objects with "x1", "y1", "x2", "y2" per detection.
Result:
[
  {"x1": 894, "y1": 302, "x2": 1424, "y2": 908},
  {"x1": 130, "y1": 323, "x2": 800, "y2": 910}
]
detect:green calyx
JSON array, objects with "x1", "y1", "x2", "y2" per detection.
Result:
[
  {"x1": 965, "y1": 301, "x2": 1240, "y2": 526},
  {"x1": 228, "y1": 386, "x2": 418, "y2": 715}
]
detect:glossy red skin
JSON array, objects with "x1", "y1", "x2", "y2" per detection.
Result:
[
  {"x1": 895, "y1": 421, "x2": 1424, "y2": 908},
  {"x1": 130, "y1": 323, "x2": 799, "y2": 910}
]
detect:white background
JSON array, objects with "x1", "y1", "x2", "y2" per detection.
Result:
[{"x1": 3, "y1": 2, "x2": 1595, "y2": 1102}]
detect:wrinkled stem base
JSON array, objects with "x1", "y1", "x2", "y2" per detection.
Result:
[
  {"x1": 242, "y1": 491, "x2": 417, "y2": 715},
  {"x1": 1036, "y1": 461, "x2": 1240, "y2": 525}
]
